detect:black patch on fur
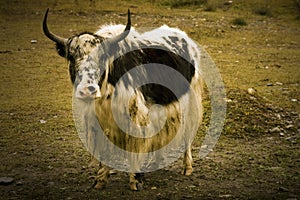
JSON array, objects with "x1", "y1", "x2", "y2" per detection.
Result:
[
  {"x1": 69, "y1": 67, "x2": 76, "y2": 83},
  {"x1": 68, "y1": 54, "x2": 76, "y2": 83},
  {"x1": 108, "y1": 48, "x2": 195, "y2": 105},
  {"x1": 168, "y1": 36, "x2": 179, "y2": 43},
  {"x1": 56, "y1": 43, "x2": 66, "y2": 57}
]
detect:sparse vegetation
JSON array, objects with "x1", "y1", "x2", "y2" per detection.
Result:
[
  {"x1": 253, "y1": 6, "x2": 273, "y2": 16},
  {"x1": 295, "y1": 0, "x2": 300, "y2": 17},
  {"x1": 232, "y1": 17, "x2": 247, "y2": 26},
  {"x1": 295, "y1": 0, "x2": 300, "y2": 9},
  {"x1": 204, "y1": 2, "x2": 217, "y2": 11},
  {"x1": 161, "y1": 0, "x2": 207, "y2": 8}
]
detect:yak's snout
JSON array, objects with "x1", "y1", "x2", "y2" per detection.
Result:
[{"x1": 75, "y1": 84, "x2": 101, "y2": 100}]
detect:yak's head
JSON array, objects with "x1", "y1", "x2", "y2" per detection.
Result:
[{"x1": 43, "y1": 9, "x2": 131, "y2": 100}]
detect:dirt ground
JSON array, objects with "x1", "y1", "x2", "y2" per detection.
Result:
[{"x1": 0, "y1": 0, "x2": 299, "y2": 199}]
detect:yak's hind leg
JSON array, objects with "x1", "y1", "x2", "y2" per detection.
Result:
[
  {"x1": 94, "y1": 164, "x2": 111, "y2": 189},
  {"x1": 129, "y1": 173, "x2": 144, "y2": 191},
  {"x1": 181, "y1": 145, "x2": 193, "y2": 176}
]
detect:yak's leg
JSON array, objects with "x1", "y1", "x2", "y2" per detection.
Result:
[
  {"x1": 182, "y1": 145, "x2": 193, "y2": 176},
  {"x1": 88, "y1": 158, "x2": 117, "y2": 174},
  {"x1": 94, "y1": 164, "x2": 111, "y2": 189},
  {"x1": 129, "y1": 173, "x2": 144, "y2": 191}
]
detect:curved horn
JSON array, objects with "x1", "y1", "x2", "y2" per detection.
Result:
[
  {"x1": 106, "y1": 9, "x2": 131, "y2": 44},
  {"x1": 43, "y1": 8, "x2": 67, "y2": 45}
]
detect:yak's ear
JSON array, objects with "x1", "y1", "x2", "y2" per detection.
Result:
[{"x1": 56, "y1": 43, "x2": 66, "y2": 57}]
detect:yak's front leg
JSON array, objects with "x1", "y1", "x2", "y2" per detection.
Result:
[
  {"x1": 94, "y1": 164, "x2": 111, "y2": 189},
  {"x1": 181, "y1": 145, "x2": 193, "y2": 176},
  {"x1": 129, "y1": 173, "x2": 144, "y2": 191}
]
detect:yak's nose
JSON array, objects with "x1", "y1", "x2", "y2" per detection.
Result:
[
  {"x1": 76, "y1": 85, "x2": 101, "y2": 100},
  {"x1": 87, "y1": 86, "x2": 97, "y2": 94}
]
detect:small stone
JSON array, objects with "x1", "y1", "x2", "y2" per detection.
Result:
[
  {"x1": 247, "y1": 88, "x2": 256, "y2": 94},
  {"x1": 219, "y1": 194, "x2": 232, "y2": 198},
  {"x1": 276, "y1": 113, "x2": 281, "y2": 119},
  {"x1": 279, "y1": 132, "x2": 285, "y2": 137},
  {"x1": 224, "y1": 1, "x2": 233, "y2": 5},
  {"x1": 267, "y1": 83, "x2": 273, "y2": 86},
  {"x1": 30, "y1": 39, "x2": 37, "y2": 44},
  {"x1": 0, "y1": 177, "x2": 14, "y2": 185},
  {"x1": 291, "y1": 99, "x2": 297, "y2": 102},
  {"x1": 16, "y1": 181, "x2": 23, "y2": 186},
  {"x1": 275, "y1": 82, "x2": 283, "y2": 86},
  {"x1": 286, "y1": 124, "x2": 294, "y2": 129},
  {"x1": 40, "y1": 119, "x2": 47, "y2": 124},
  {"x1": 279, "y1": 186, "x2": 289, "y2": 192},
  {"x1": 225, "y1": 98, "x2": 233, "y2": 102},
  {"x1": 285, "y1": 136, "x2": 297, "y2": 142},
  {"x1": 151, "y1": 186, "x2": 157, "y2": 190},
  {"x1": 182, "y1": 195, "x2": 193, "y2": 198},
  {"x1": 270, "y1": 127, "x2": 281, "y2": 133}
]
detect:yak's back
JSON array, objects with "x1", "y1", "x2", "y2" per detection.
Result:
[{"x1": 95, "y1": 24, "x2": 200, "y2": 105}]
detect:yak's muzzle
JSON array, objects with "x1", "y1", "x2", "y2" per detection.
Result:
[{"x1": 75, "y1": 84, "x2": 101, "y2": 100}]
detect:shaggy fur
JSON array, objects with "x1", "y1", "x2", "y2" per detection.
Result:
[{"x1": 49, "y1": 22, "x2": 203, "y2": 190}]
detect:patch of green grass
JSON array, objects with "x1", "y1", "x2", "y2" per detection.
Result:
[
  {"x1": 161, "y1": 0, "x2": 207, "y2": 8},
  {"x1": 253, "y1": 6, "x2": 273, "y2": 16},
  {"x1": 204, "y1": 2, "x2": 217, "y2": 11},
  {"x1": 295, "y1": 0, "x2": 300, "y2": 18},
  {"x1": 231, "y1": 17, "x2": 247, "y2": 26}
]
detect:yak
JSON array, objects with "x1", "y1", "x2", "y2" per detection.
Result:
[{"x1": 43, "y1": 9, "x2": 203, "y2": 190}]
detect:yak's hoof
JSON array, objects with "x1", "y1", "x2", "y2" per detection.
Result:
[
  {"x1": 181, "y1": 168, "x2": 193, "y2": 176},
  {"x1": 130, "y1": 182, "x2": 143, "y2": 191},
  {"x1": 93, "y1": 181, "x2": 106, "y2": 190}
]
